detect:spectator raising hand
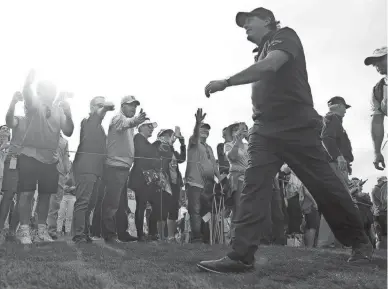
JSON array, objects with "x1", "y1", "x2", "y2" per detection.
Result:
[
  {"x1": 134, "y1": 109, "x2": 147, "y2": 126},
  {"x1": 195, "y1": 108, "x2": 206, "y2": 124}
]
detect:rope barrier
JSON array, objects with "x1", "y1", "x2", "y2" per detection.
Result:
[{"x1": 2, "y1": 144, "x2": 232, "y2": 170}]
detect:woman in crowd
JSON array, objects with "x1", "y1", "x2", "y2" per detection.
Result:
[
  {"x1": 153, "y1": 128, "x2": 186, "y2": 242},
  {"x1": 130, "y1": 119, "x2": 167, "y2": 241},
  {"x1": 223, "y1": 122, "x2": 249, "y2": 244}
]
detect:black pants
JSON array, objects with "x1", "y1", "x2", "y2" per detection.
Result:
[
  {"x1": 261, "y1": 187, "x2": 286, "y2": 245},
  {"x1": 91, "y1": 174, "x2": 129, "y2": 239},
  {"x1": 134, "y1": 184, "x2": 169, "y2": 238},
  {"x1": 84, "y1": 177, "x2": 101, "y2": 237},
  {"x1": 116, "y1": 186, "x2": 130, "y2": 239},
  {"x1": 90, "y1": 180, "x2": 105, "y2": 237},
  {"x1": 72, "y1": 174, "x2": 99, "y2": 241},
  {"x1": 228, "y1": 130, "x2": 369, "y2": 264}
]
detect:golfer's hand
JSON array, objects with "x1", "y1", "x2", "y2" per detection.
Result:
[
  {"x1": 373, "y1": 152, "x2": 386, "y2": 171},
  {"x1": 205, "y1": 80, "x2": 228, "y2": 98}
]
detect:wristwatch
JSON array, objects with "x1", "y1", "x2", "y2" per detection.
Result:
[{"x1": 225, "y1": 78, "x2": 232, "y2": 87}]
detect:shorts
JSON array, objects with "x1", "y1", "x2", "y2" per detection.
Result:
[
  {"x1": 167, "y1": 183, "x2": 181, "y2": 221},
  {"x1": 2, "y1": 157, "x2": 19, "y2": 192},
  {"x1": 18, "y1": 154, "x2": 59, "y2": 195},
  {"x1": 304, "y1": 207, "x2": 320, "y2": 230}
]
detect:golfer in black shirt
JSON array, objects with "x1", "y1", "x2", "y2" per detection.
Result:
[{"x1": 199, "y1": 7, "x2": 372, "y2": 274}]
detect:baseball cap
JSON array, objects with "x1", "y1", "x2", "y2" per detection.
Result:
[
  {"x1": 138, "y1": 119, "x2": 157, "y2": 130},
  {"x1": 157, "y1": 129, "x2": 174, "y2": 138},
  {"x1": 121, "y1": 95, "x2": 140, "y2": 106},
  {"x1": 364, "y1": 46, "x2": 387, "y2": 66},
  {"x1": 200, "y1": 123, "x2": 211, "y2": 130},
  {"x1": 236, "y1": 7, "x2": 276, "y2": 28},
  {"x1": 327, "y1": 96, "x2": 351, "y2": 109}
]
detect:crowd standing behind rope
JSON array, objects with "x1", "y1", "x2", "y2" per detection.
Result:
[{"x1": 0, "y1": 7, "x2": 386, "y2": 276}]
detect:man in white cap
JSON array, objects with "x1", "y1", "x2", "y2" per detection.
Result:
[
  {"x1": 365, "y1": 46, "x2": 387, "y2": 171},
  {"x1": 101, "y1": 95, "x2": 146, "y2": 243}
]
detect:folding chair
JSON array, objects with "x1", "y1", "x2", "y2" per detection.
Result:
[{"x1": 209, "y1": 182, "x2": 225, "y2": 245}]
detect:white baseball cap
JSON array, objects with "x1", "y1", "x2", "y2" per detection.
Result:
[{"x1": 138, "y1": 119, "x2": 158, "y2": 130}]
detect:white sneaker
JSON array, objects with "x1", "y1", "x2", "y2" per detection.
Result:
[
  {"x1": 17, "y1": 225, "x2": 33, "y2": 245},
  {"x1": 37, "y1": 224, "x2": 54, "y2": 242}
]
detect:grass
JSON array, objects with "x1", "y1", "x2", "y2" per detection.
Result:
[{"x1": 0, "y1": 240, "x2": 386, "y2": 289}]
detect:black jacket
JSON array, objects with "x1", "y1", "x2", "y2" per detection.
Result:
[
  {"x1": 321, "y1": 112, "x2": 354, "y2": 163},
  {"x1": 129, "y1": 133, "x2": 159, "y2": 190},
  {"x1": 153, "y1": 138, "x2": 186, "y2": 188}
]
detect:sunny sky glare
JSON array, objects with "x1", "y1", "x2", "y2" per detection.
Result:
[{"x1": 0, "y1": 0, "x2": 386, "y2": 193}]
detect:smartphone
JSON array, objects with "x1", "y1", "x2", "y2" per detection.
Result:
[{"x1": 175, "y1": 126, "x2": 181, "y2": 137}]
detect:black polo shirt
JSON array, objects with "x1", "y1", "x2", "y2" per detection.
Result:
[{"x1": 251, "y1": 27, "x2": 321, "y2": 142}]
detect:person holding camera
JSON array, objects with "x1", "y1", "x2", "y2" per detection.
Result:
[
  {"x1": 17, "y1": 70, "x2": 74, "y2": 245},
  {"x1": 223, "y1": 122, "x2": 248, "y2": 245},
  {"x1": 154, "y1": 128, "x2": 186, "y2": 242},
  {"x1": 71, "y1": 96, "x2": 115, "y2": 244}
]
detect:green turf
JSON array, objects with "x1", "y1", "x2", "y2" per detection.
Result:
[{"x1": 0, "y1": 240, "x2": 386, "y2": 289}]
